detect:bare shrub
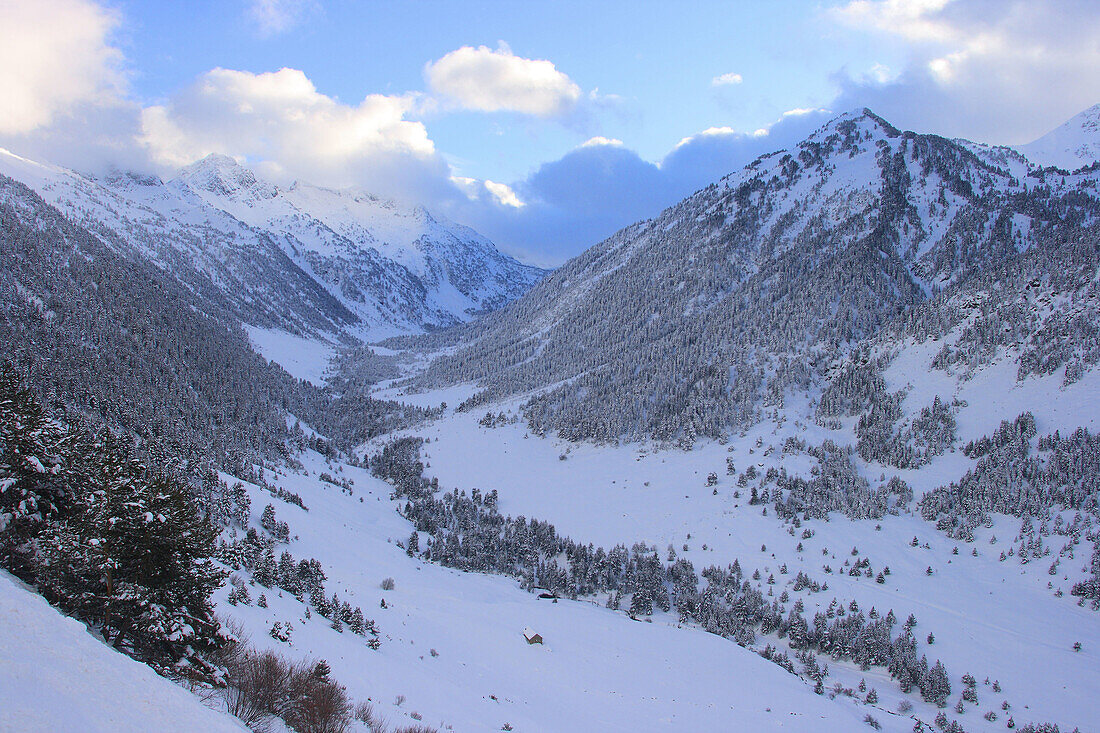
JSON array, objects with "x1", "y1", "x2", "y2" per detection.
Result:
[
  {"x1": 284, "y1": 668, "x2": 353, "y2": 733},
  {"x1": 354, "y1": 701, "x2": 388, "y2": 733},
  {"x1": 381, "y1": 577, "x2": 396, "y2": 590},
  {"x1": 222, "y1": 649, "x2": 299, "y2": 730},
  {"x1": 215, "y1": 631, "x2": 353, "y2": 733}
]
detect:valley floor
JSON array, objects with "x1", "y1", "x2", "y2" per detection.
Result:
[
  {"x1": 221, "y1": 448, "x2": 918, "y2": 732},
  {"x1": 355, "y1": 342, "x2": 1100, "y2": 732}
]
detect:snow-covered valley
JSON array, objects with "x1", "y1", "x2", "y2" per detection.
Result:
[
  {"x1": 353, "y1": 331, "x2": 1100, "y2": 732},
  {"x1": 3, "y1": 88, "x2": 1100, "y2": 733}
]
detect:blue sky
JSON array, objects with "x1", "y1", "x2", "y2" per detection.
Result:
[
  {"x1": 116, "y1": 1, "x2": 903, "y2": 182},
  {"x1": 2, "y1": 0, "x2": 1098, "y2": 265}
]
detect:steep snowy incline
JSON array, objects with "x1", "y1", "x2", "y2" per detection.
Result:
[
  {"x1": 1017, "y1": 103, "x2": 1100, "y2": 170},
  {"x1": 0, "y1": 571, "x2": 248, "y2": 733}
]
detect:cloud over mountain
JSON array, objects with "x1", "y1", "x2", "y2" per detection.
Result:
[{"x1": 425, "y1": 43, "x2": 582, "y2": 118}]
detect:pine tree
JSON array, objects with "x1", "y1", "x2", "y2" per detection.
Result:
[
  {"x1": 349, "y1": 607, "x2": 366, "y2": 635},
  {"x1": 0, "y1": 364, "x2": 69, "y2": 570},
  {"x1": 920, "y1": 660, "x2": 952, "y2": 708},
  {"x1": 629, "y1": 587, "x2": 653, "y2": 617},
  {"x1": 37, "y1": 430, "x2": 224, "y2": 681},
  {"x1": 310, "y1": 584, "x2": 329, "y2": 616}
]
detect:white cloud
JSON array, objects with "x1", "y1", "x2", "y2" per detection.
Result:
[
  {"x1": 424, "y1": 43, "x2": 582, "y2": 117},
  {"x1": 866, "y1": 63, "x2": 896, "y2": 84},
  {"x1": 580, "y1": 136, "x2": 624, "y2": 148},
  {"x1": 830, "y1": 0, "x2": 1100, "y2": 143},
  {"x1": 248, "y1": 0, "x2": 316, "y2": 37},
  {"x1": 139, "y1": 67, "x2": 446, "y2": 199},
  {"x1": 832, "y1": 0, "x2": 954, "y2": 42},
  {"x1": 675, "y1": 126, "x2": 737, "y2": 148},
  {"x1": 450, "y1": 175, "x2": 525, "y2": 208},
  {"x1": 711, "y1": 72, "x2": 743, "y2": 86},
  {"x1": 0, "y1": 0, "x2": 124, "y2": 135},
  {"x1": 450, "y1": 176, "x2": 481, "y2": 197},
  {"x1": 484, "y1": 180, "x2": 524, "y2": 208},
  {"x1": 782, "y1": 107, "x2": 830, "y2": 118}
]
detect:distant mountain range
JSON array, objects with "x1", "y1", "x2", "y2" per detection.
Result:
[{"x1": 0, "y1": 149, "x2": 547, "y2": 342}]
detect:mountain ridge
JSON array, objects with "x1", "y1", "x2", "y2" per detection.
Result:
[
  {"x1": 0, "y1": 147, "x2": 547, "y2": 344},
  {"x1": 1016, "y1": 102, "x2": 1100, "y2": 171},
  {"x1": 408, "y1": 108, "x2": 1100, "y2": 444}
]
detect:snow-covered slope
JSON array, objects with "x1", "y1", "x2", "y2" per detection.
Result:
[
  {"x1": 208, "y1": 446, "x2": 922, "y2": 733},
  {"x1": 172, "y1": 155, "x2": 546, "y2": 337},
  {"x1": 363, "y1": 376, "x2": 1100, "y2": 730},
  {"x1": 0, "y1": 147, "x2": 357, "y2": 338},
  {"x1": 0, "y1": 570, "x2": 248, "y2": 733},
  {"x1": 365, "y1": 324, "x2": 1100, "y2": 732},
  {"x1": 1016, "y1": 103, "x2": 1100, "y2": 170},
  {"x1": 413, "y1": 108, "x2": 1100, "y2": 444}
]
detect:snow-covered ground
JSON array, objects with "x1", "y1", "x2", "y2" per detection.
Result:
[
  {"x1": 358, "y1": 336, "x2": 1100, "y2": 732},
  {"x1": 245, "y1": 325, "x2": 337, "y2": 386},
  {"x1": 218, "y1": 448, "x2": 931, "y2": 732},
  {"x1": 0, "y1": 570, "x2": 248, "y2": 733}
]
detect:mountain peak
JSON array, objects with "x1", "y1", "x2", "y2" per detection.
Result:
[
  {"x1": 823, "y1": 107, "x2": 901, "y2": 137},
  {"x1": 1016, "y1": 103, "x2": 1100, "y2": 170},
  {"x1": 173, "y1": 153, "x2": 273, "y2": 200}
]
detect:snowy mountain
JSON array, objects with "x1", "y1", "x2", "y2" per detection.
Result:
[
  {"x1": 412, "y1": 108, "x2": 1100, "y2": 444},
  {"x1": 347, "y1": 106, "x2": 1100, "y2": 732},
  {"x1": 1016, "y1": 103, "x2": 1100, "y2": 170},
  {"x1": 4, "y1": 104, "x2": 1100, "y2": 733},
  {"x1": 171, "y1": 154, "x2": 547, "y2": 336},
  {"x1": 0, "y1": 148, "x2": 545, "y2": 344}
]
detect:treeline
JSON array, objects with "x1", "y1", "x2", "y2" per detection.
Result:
[
  {"x1": 919, "y1": 412, "x2": 1100, "y2": 606},
  {"x1": 920, "y1": 413, "x2": 1100, "y2": 531},
  {"x1": 773, "y1": 440, "x2": 913, "y2": 520}
]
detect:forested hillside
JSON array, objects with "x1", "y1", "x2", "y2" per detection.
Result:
[
  {"x1": 408, "y1": 110, "x2": 1100, "y2": 446},
  {"x1": 0, "y1": 174, "x2": 423, "y2": 467}
]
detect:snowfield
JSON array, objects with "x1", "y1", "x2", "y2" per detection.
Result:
[
  {"x1": 245, "y1": 325, "x2": 337, "y2": 386},
  {"x1": 214, "y1": 449, "x2": 924, "y2": 733},
  {"x1": 0, "y1": 570, "x2": 248, "y2": 733},
  {"x1": 356, "y1": 332, "x2": 1100, "y2": 732}
]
